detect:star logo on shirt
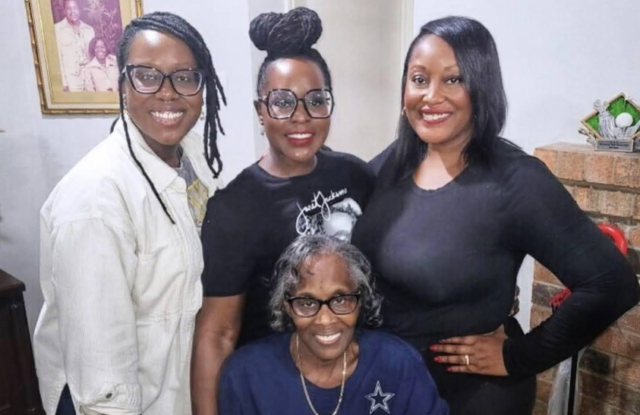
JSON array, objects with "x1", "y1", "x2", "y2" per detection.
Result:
[{"x1": 365, "y1": 381, "x2": 395, "y2": 414}]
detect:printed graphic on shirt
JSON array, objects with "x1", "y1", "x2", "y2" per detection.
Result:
[
  {"x1": 295, "y1": 188, "x2": 363, "y2": 242},
  {"x1": 187, "y1": 178, "x2": 208, "y2": 233},
  {"x1": 365, "y1": 381, "x2": 395, "y2": 414}
]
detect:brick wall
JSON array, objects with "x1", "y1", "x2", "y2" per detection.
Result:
[{"x1": 531, "y1": 143, "x2": 640, "y2": 414}]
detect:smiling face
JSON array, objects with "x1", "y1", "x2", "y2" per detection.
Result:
[
  {"x1": 287, "y1": 253, "x2": 359, "y2": 365},
  {"x1": 124, "y1": 30, "x2": 203, "y2": 153},
  {"x1": 403, "y1": 34, "x2": 473, "y2": 150},
  {"x1": 94, "y1": 39, "x2": 107, "y2": 61},
  {"x1": 64, "y1": 0, "x2": 80, "y2": 25},
  {"x1": 256, "y1": 58, "x2": 330, "y2": 175}
]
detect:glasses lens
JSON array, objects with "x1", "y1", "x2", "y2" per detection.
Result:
[
  {"x1": 268, "y1": 90, "x2": 297, "y2": 119},
  {"x1": 329, "y1": 295, "x2": 358, "y2": 314},
  {"x1": 171, "y1": 70, "x2": 204, "y2": 96},
  {"x1": 130, "y1": 67, "x2": 163, "y2": 93},
  {"x1": 304, "y1": 90, "x2": 333, "y2": 118},
  {"x1": 291, "y1": 298, "x2": 320, "y2": 317}
]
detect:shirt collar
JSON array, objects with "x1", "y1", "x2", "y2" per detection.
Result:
[
  {"x1": 113, "y1": 116, "x2": 180, "y2": 193},
  {"x1": 112, "y1": 115, "x2": 219, "y2": 195}
]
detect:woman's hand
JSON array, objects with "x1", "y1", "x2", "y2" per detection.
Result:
[{"x1": 430, "y1": 325, "x2": 509, "y2": 376}]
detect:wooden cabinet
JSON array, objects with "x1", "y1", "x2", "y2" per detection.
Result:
[{"x1": 0, "y1": 269, "x2": 44, "y2": 415}]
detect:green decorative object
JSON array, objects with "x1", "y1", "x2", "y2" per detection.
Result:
[{"x1": 580, "y1": 93, "x2": 640, "y2": 152}]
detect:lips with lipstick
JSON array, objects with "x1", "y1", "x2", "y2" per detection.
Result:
[
  {"x1": 286, "y1": 131, "x2": 315, "y2": 146},
  {"x1": 150, "y1": 110, "x2": 185, "y2": 126}
]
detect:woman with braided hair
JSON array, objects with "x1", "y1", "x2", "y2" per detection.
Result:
[
  {"x1": 34, "y1": 11, "x2": 225, "y2": 415},
  {"x1": 192, "y1": 7, "x2": 375, "y2": 415}
]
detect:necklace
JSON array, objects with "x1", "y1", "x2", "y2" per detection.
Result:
[{"x1": 295, "y1": 333, "x2": 347, "y2": 415}]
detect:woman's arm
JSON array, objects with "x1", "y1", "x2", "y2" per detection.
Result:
[
  {"x1": 49, "y1": 217, "x2": 141, "y2": 415},
  {"x1": 502, "y1": 157, "x2": 640, "y2": 375},
  {"x1": 191, "y1": 295, "x2": 244, "y2": 415}
]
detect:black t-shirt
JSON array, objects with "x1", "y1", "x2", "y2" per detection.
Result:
[
  {"x1": 201, "y1": 150, "x2": 375, "y2": 345},
  {"x1": 352, "y1": 139, "x2": 639, "y2": 413}
]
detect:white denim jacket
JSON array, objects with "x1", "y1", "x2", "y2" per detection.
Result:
[{"x1": 34, "y1": 119, "x2": 220, "y2": 415}]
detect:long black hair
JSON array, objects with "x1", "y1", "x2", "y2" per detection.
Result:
[
  {"x1": 381, "y1": 16, "x2": 507, "y2": 187},
  {"x1": 114, "y1": 11, "x2": 226, "y2": 224},
  {"x1": 249, "y1": 7, "x2": 332, "y2": 95}
]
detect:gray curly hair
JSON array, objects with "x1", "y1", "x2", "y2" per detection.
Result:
[{"x1": 269, "y1": 234, "x2": 383, "y2": 332}]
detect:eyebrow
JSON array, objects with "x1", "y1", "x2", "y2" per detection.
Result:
[
  {"x1": 292, "y1": 289, "x2": 355, "y2": 298},
  {"x1": 409, "y1": 64, "x2": 459, "y2": 71}
]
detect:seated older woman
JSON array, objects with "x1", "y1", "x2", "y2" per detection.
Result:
[{"x1": 218, "y1": 235, "x2": 449, "y2": 415}]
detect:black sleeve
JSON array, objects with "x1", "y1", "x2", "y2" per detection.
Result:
[
  {"x1": 501, "y1": 157, "x2": 640, "y2": 375},
  {"x1": 200, "y1": 190, "x2": 258, "y2": 297}
]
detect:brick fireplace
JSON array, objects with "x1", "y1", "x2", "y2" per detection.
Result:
[{"x1": 531, "y1": 143, "x2": 640, "y2": 414}]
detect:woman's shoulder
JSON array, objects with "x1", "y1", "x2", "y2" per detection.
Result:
[
  {"x1": 207, "y1": 162, "x2": 265, "y2": 203},
  {"x1": 43, "y1": 134, "x2": 139, "y2": 224},
  {"x1": 490, "y1": 139, "x2": 556, "y2": 184},
  {"x1": 319, "y1": 148, "x2": 372, "y2": 173},
  {"x1": 223, "y1": 333, "x2": 290, "y2": 373},
  {"x1": 84, "y1": 57, "x2": 100, "y2": 69},
  {"x1": 359, "y1": 330, "x2": 423, "y2": 365}
]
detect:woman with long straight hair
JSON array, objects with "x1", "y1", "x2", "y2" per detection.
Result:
[{"x1": 352, "y1": 16, "x2": 639, "y2": 414}]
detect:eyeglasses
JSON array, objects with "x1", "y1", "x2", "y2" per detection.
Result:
[
  {"x1": 257, "y1": 89, "x2": 334, "y2": 120},
  {"x1": 286, "y1": 293, "x2": 361, "y2": 317},
  {"x1": 124, "y1": 64, "x2": 205, "y2": 97}
]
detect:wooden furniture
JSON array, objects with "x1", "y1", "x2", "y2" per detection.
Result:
[{"x1": 0, "y1": 269, "x2": 44, "y2": 415}]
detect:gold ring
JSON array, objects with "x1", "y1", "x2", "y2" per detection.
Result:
[{"x1": 464, "y1": 354, "x2": 470, "y2": 366}]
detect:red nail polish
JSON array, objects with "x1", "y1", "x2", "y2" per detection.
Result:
[
  {"x1": 447, "y1": 367, "x2": 454, "y2": 372},
  {"x1": 434, "y1": 357, "x2": 441, "y2": 363},
  {"x1": 429, "y1": 345, "x2": 437, "y2": 352}
]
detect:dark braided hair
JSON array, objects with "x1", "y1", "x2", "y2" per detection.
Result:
[
  {"x1": 250, "y1": 7, "x2": 332, "y2": 95},
  {"x1": 115, "y1": 11, "x2": 226, "y2": 224}
]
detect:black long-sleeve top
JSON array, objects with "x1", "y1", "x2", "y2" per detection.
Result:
[{"x1": 352, "y1": 139, "x2": 639, "y2": 377}]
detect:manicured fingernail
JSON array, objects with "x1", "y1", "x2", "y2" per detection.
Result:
[
  {"x1": 429, "y1": 345, "x2": 438, "y2": 352},
  {"x1": 434, "y1": 356, "x2": 442, "y2": 363},
  {"x1": 447, "y1": 367, "x2": 454, "y2": 372}
]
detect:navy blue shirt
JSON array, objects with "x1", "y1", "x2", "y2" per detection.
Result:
[{"x1": 219, "y1": 330, "x2": 449, "y2": 415}]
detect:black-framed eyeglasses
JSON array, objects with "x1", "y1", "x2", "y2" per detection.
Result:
[
  {"x1": 257, "y1": 88, "x2": 334, "y2": 120},
  {"x1": 286, "y1": 292, "x2": 361, "y2": 317},
  {"x1": 123, "y1": 64, "x2": 205, "y2": 97}
]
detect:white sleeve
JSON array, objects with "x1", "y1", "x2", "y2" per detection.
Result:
[
  {"x1": 51, "y1": 217, "x2": 142, "y2": 415},
  {"x1": 55, "y1": 25, "x2": 68, "y2": 89}
]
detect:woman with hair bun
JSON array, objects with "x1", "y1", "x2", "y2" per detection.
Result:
[{"x1": 192, "y1": 8, "x2": 376, "y2": 415}]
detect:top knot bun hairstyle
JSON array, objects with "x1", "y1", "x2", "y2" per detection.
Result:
[{"x1": 249, "y1": 7, "x2": 332, "y2": 95}]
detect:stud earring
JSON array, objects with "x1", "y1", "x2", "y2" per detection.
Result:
[{"x1": 199, "y1": 107, "x2": 206, "y2": 121}]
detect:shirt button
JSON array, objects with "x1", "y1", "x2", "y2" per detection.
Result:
[{"x1": 106, "y1": 393, "x2": 113, "y2": 399}]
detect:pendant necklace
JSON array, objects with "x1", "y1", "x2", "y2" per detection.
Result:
[{"x1": 295, "y1": 333, "x2": 347, "y2": 415}]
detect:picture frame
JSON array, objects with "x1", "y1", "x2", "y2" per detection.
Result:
[{"x1": 25, "y1": 0, "x2": 143, "y2": 114}]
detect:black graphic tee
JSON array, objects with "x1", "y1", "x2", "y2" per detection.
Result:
[{"x1": 201, "y1": 150, "x2": 375, "y2": 345}]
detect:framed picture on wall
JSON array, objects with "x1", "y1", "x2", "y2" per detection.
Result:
[{"x1": 25, "y1": 0, "x2": 143, "y2": 114}]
